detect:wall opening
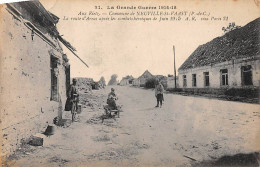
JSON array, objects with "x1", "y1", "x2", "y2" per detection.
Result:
[
  {"x1": 221, "y1": 69, "x2": 228, "y2": 86},
  {"x1": 65, "y1": 65, "x2": 70, "y2": 97},
  {"x1": 192, "y1": 74, "x2": 197, "y2": 87},
  {"x1": 204, "y1": 72, "x2": 210, "y2": 87},
  {"x1": 50, "y1": 56, "x2": 59, "y2": 101},
  {"x1": 241, "y1": 65, "x2": 253, "y2": 86},
  {"x1": 183, "y1": 75, "x2": 187, "y2": 87}
]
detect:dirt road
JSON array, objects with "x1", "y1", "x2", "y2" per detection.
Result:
[{"x1": 6, "y1": 86, "x2": 260, "y2": 166}]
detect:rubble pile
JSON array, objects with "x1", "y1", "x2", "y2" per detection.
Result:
[
  {"x1": 78, "y1": 89, "x2": 106, "y2": 110},
  {"x1": 74, "y1": 77, "x2": 94, "y2": 92},
  {"x1": 179, "y1": 18, "x2": 260, "y2": 70},
  {"x1": 74, "y1": 77, "x2": 106, "y2": 91}
]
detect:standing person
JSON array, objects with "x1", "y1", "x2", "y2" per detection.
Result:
[
  {"x1": 68, "y1": 78, "x2": 79, "y2": 114},
  {"x1": 155, "y1": 80, "x2": 164, "y2": 108}
]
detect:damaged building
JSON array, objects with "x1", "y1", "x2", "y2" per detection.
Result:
[
  {"x1": 119, "y1": 75, "x2": 134, "y2": 86},
  {"x1": 178, "y1": 18, "x2": 260, "y2": 95},
  {"x1": 133, "y1": 70, "x2": 153, "y2": 87},
  {"x1": 0, "y1": 1, "x2": 80, "y2": 156}
]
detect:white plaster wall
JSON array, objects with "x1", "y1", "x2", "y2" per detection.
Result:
[{"x1": 178, "y1": 58, "x2": 260, "y2": 88}]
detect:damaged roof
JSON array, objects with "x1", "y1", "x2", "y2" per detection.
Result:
[
  {"x1": 11, "y1": 1, "x2": 59, "y2": 36},
  {"x1": 122, "y1": 75, "x2": 134, "y2": 80},
  {"x1": 10, "y1": 1, "x2": 76, "y2": 52},
  {"x1": 179, "y1": 18, "x2": 260, "y2": 70},
  {"x1": 6, "y1": 0, "x2": 90, "y2": 67}
]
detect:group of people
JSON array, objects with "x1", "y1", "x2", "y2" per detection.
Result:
[
  {"x1": 65, "y1": 79, "x2": 120, "y2": 120},
  {"x1": 66, "y1": 78, "x2": 165, "y2": 121}
]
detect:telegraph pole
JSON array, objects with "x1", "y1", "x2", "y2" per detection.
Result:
[{"x1": 173, "y1": 45, "x2": 177, "y2": 88}]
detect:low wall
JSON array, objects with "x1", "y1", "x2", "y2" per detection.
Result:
[{"x1": 167, "y1": 87, "x2": 260, "y2": 98}]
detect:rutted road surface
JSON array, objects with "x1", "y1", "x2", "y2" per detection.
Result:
[{"x1": 6, "y1": 86, "x2": 260, "y2": 166}]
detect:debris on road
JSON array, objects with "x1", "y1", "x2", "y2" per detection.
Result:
[
  {"x1": 43, "y1": 125, "x2": 55, "y2": 136},
  {"x1": 28, "y1": 135, "x2": 43, "y2": 146},
  {"x1": 183, "y1": 155, "x2": 197, "y2": 161}
]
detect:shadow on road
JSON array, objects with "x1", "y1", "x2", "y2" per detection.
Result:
[{"x1": 193, "y1": 152, "x2": 260, "y2": 167}]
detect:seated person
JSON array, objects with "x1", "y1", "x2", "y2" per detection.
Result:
[{"x1": 107, "y1": 88, "x2": 118, "y2": 110}]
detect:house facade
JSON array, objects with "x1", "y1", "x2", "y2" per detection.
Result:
[
  {"x1": 136, "y1": 70, "x2": 153, "y2": 87},
  {"x1": 119, "y1": 75, "x2": 134, "y2": 86},
  {"x1": 132, "y1": 78, "x2": 140, "y2": 86},
  {"x1": 120, "y1": 78, "x2": 129, "y2": 86},
  {"x1": 167, "y1": 75, "x2": 179, "y2": 89},
  {"x1": 179, "y1": 58, "x2": 260, "y2": 89},
  {"x1": 0, "y1": 1, "x2": 75, "y2": 156},
  {"x1": 178, "y1": 18, "x2": 260, "y2": 91}
]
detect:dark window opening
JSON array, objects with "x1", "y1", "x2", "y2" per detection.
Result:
[
  {"x1": 241, "y1": 65, "x2": 253, "y2": 86},
  {"x1": 192, "y1": 74, "x2": 196, "y2": 87},
  {"x1": 51, "y1": 56, "x2": 58, "y2": 101},
  {"x1": 221, "y1": 69, "x2": 228, "y2": 86},
  {"x1": 183, "y1": 75, "x2": 187, "y2": 87},
  {"x1": 65, "y1": 65, "x2": 70, "y2": 97},
  {"x1": 204, "y1": 72, "x2": 210, "y2": 87}
]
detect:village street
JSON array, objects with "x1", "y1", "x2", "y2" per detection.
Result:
[{"x1": 7, "y1": 86, "x2": 260, "y2": 167}]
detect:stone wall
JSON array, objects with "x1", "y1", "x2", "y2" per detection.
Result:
[
  {"x1": 166, "y1": 87, "x2": 259, "y2": 101},
  {"x1": 0, "y1": 6, "x2": 67, "y2": 156}
]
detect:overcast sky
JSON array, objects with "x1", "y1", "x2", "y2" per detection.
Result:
[{"x1": 39, "y1": 0, "x2": 259, "y2": 82}]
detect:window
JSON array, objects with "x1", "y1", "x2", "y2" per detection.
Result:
[
  {"x1": 183, "y1": 75, "x2": 187, "y2": 87},
  {"x1": 192, "y1": 74, "x2": 196, "y2": 87},
  {"x1": 220, "y1": 69, "x2": 228, "y2": 86},
  {"x1": 241, "y1": 65, "x2": 253, "y2": 86},
  {"x1": 50, "y1": 56, "x2": 58, "y2": 101},
  {"x1": 204, "y1": 72, "x2": 210, "y2": 87}
]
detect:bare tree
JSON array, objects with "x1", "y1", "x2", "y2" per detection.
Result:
[
  {"x1": 98, "y1": 76, "x2": 106, "y2": 88},
  {"x1": 108, "y1": 74, "x2": 118, "y2": 85}
]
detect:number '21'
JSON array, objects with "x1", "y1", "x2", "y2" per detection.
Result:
[{"x1": 95, "y1": 6, "x2": 101, "y2": 9}]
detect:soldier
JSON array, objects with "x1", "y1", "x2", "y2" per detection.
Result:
[
  {"x1": 155, "y1": 80, "x2": 164, "y2": 108},
  {"x1": 68, "y1": 78, "x2": 79, "y2": 112}
]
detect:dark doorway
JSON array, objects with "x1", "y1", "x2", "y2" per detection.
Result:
[
  {"x1": 50, "y1": 56, "x2": 58, "y2": 101},
  {"x1": 241, "y1": 65, "x2": 253, "y2": 86}
]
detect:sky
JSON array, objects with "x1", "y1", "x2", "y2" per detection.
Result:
[{"x1": 38, "y1": 0, "x2": 259, "y2": 82}]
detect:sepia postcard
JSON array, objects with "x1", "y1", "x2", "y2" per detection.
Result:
[{"x1": 0, "y1": 0, "x2": 260, "y2": 167}]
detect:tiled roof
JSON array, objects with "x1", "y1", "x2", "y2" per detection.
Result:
[{"x1": 179, "y1": 18, "x2": 260, "y2": 70}]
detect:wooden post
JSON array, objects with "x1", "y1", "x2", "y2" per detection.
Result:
[{"x1": 173, "y1": 45, "x2": 177, "y2": 88}]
